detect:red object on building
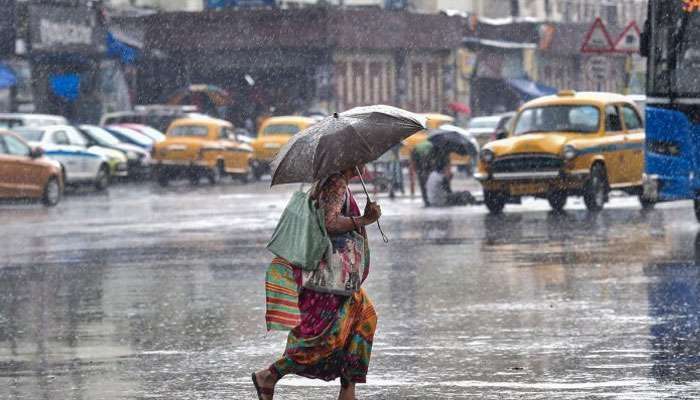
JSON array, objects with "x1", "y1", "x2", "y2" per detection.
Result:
[{"x1": 448, "y1": 102, "x2": 471, "y2": 115}]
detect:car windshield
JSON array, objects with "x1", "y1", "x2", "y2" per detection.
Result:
[
  {"x1": 513, "y1": 105, "x2": 600, "y2": 135},
  {"x1": 468, "y1": 118, "x2": 500, "y2": 129},
  {"x1": 0, "y1": 118, "x2": 23, "y2": 128},
  {"x1": 12, "y1": 128, "x2": 44, "y2": 142},
  {"x1": 81, "y1": 126, "x2": 120, "y2": 145},
  {"x1": 263, "y1": 124, "x2": 301, "y2": 136},
  {"x1": 134, "y1": 126, "x2": 166, "y2": 141},
  {"x1": 169, "y1": 125, "x2": 209, "y2": 137},
  {"x1": 106, "y1": 126, "x2": 153, "y2": 146}
]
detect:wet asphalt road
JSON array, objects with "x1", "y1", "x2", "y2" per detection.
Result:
[{"x1": 2, "y1": 178, "x2": 700, "y2": 399}]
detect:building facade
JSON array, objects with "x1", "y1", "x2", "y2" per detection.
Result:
[{"x1": 138, "y1": 8, "x2": 462, "y2": 125}]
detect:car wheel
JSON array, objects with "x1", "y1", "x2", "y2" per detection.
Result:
[
  {"x1": 41, "y1": 177, "x2": 61, "y2": 207},
  {"x1": 583, "y1": 164, "x2": 607, "y2": 212},
  {"x1": 639, "y1": 195, "x2": 656, "y2": 210},
  {"x1": 95, "y1": 164, "x2": 110, "y2": 191},
  {"x1": 238, "y1": 169, "x2": 253, "y2": 184},
  {"x1": 155, "y1": 169, "x2": 170, "y2": 187},
  {"x1": 208, "y1": 162, "x2": 223, "y2": 185},
  {"x1": 484, "y1": 191, "x2": 506, "y2": 214},
  {"x1": 547, "y1": 191, "x2": 568, "y2": 212},
  {"x1": 189, "y1": 171, "x2": 200, "y2": 185},
  {"x1": 253, "y1": 164, "x2": 264, "y2": 181}
]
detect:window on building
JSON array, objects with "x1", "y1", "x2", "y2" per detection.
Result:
[
  {"x1": 510, "y1": 0, "x2": 519, "y2": 17},
  {"x1": 605, "y1": 4, "x2": 618, "y2": 26}
]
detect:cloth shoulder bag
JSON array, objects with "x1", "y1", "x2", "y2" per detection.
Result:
[
  {"x1": 302, "y1": 231, "x2": 367, "y2": 296},
  {"x1": 266, "y1": 190, "x2": 331, "y2": 271}
]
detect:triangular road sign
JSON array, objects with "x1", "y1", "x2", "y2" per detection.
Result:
[
  {"x1": 614, "y1": 21, "x2": 641, "y2": 53},
  {"x1": 581, "y1": 17, "x2": 614, "y2": 53}
]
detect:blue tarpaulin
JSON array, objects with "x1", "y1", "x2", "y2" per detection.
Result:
[
  {"x1": 0, "y1": 64, "x2": 16, "y2": 89},
  {"x1": 50, "y1": 73, "x2": 81, "y2": 102},
  {"x1": 507, "y1": 78, "x2": 557, "y2": 100},
  {"x1": 106, "y1": 31, "x2": 139, "y2": 64}
]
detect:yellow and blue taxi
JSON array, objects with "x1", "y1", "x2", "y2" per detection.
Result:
[
  {"x1": 476, "y1": 91, "x2": 648, "y2": 213},
  {"x1": 152, "y1": 117, "x2": 253, "y2": 186},
  {"x1": 250, "y1": 116, "x2": 316, "y2": 180}
]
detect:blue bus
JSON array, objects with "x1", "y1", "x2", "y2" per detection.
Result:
[{"x1": 641, "y1": 1, "x2": 700, "y2": 220}]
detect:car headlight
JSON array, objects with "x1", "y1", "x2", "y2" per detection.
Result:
[
  {"x1": 562, "y1": 145, "x2": 578, "y2": 161},
  {"x1": 480, "y1": 149, "x2": 495, "y2": 163}
]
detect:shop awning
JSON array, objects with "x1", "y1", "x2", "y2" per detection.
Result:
[
  {"x1": 106, "y1": 30, "x2": 141, "y2": 64},
  {"x1": 50, "y1": 73, "x2": 81, "y2": 102},
  {"x1": 507, "y1": 78, "x2": 557, "y2": 100},
  {"x1": 0, "y1": 64, "x2": 17, "y2": 89}
]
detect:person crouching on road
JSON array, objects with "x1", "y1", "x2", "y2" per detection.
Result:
[{"x1": 426, "y1": 160, "x2": 475, "y2": 207}]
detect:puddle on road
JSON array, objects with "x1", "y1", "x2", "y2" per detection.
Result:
[{"x1": 2, "y1": 184, "x2": 700, "y2": 398}]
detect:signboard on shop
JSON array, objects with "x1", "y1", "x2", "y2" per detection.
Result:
[{"x1": 28, "y1": 5, "x2": 105, "y2": 55}]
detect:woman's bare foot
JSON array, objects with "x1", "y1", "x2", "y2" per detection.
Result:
[
  {"x1": 338, "y1": 382, "x2": 356, "y2": 400},
  {"x1": 254, "y1": 369, "x2": 277, "y2": 400}
]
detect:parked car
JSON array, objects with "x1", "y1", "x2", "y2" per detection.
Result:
[
  {"x1": 0, "y1": 113, "x2": 67, "y2": 129},
  {"x1": 476, "y1": 91, "x2": 647, "y2": 214},
  {"x1": 78, "y1": 125, "x2": 151, "y2": 178},
  {"x1": 0, "y1": 130, "x2": 63, "y2": 206},
  {"x1": 100, "y1": 105, "x2": 210, "y2": 132},
  {"x1": 119, "y1": 123, "x2": 166, "y2": 143},
  {"x1": 104, "y1": 125, "x2": 155, "y2": 150},
  {"x1": 250, "y1": 116, "x2": 315, "y2": 179},
  {"x1": 400, "y1": 113, "x2": 455, "y2": 160},
  {"x1": 13, "y1": 125, "x2": 113, "y2": 191},
  {"x1": 467, "y1": 112, "x2": 515, "y2": 148},
  {"x1": 152, "y1": 117, "x2": 253, "y2": 186}
]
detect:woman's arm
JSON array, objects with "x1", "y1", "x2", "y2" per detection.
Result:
[{"x1": 320, "y1": 175, "x2": 376, "y2": 234}]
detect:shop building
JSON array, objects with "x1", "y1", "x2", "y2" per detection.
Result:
[{"x1": 138, "y1": 8, "x2": 462, "y2": 126}]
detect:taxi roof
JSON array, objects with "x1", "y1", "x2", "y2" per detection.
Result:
[
  {"x1": 522, "y1": 91, "x2": 634, "y2": 109},
  {"x1": 263, "y1": 116, "x2": 316, "y2": 125},
  {"x1": 419, "y1": 113, "x2": 454, "y2": 121},
  {"x1": 169, "y1": 117, "x2": 232, "y2": 128}
]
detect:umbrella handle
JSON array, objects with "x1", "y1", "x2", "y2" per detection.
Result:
[{"x1": 355, "y1": 166, "x2": 389, "y2": 243}]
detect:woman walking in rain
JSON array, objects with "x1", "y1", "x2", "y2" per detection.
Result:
[
  {"x1": 253, "y1": 166, "x2": 382, "y2": 400},
  {"x1": 251, "y1": 105, "x2": 425, "y2": 399}
]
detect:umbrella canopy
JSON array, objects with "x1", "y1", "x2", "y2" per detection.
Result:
[
  {"x1": 448, "y1": 101, "x2": 471, "y2": 115},
  {"x1": 428, "y1": 128, "x2": 479, "y2": 157},
  {"x1": 271, "y1": 105, "x2": 426, "y2": 186}
]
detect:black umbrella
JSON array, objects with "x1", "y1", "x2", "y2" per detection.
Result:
[
  {"x1": 271, "y1": 105, "x2": 426, "y2": 186},
  {"x1": 427, "y1": 129, "x2": 479, "y2": 157}
]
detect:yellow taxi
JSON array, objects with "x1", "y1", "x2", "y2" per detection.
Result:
[
  {"x1": 152, "y1": 117, "x2": 253, "y2": 186},
  {"x1": 250, "y1": 116, "x2": 316, "y2": 179},
  {"x1": 476, "y1": 91, "x2": 647, "y2": 214},
  {"x1": 400, "y1": 113, "x2": 455, "y2": 160}
]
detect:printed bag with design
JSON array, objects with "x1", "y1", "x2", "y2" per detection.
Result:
[{"x1": 302, "y1": 231, "x2": 367, "y2": 296}]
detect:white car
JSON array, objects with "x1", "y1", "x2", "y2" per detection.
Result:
[
  {"x1": 0, "y1": 113, "x2": 68, "y2": 129},
  {"x1": 13, "y1": 125, "x2": 113, "y2": 191}
]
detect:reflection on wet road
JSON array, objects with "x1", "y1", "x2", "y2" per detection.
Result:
[{"x1": 2, "y1": 181, "x2": 700, "y2": 399}]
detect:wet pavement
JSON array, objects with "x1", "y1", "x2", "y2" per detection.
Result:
[{"x1": 2, "y1": 178, "x2": 700, "y2": 399}]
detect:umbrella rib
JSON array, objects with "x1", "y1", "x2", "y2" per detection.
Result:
[{"x1": 351, "y1": 125, "x2": 374, "y2": 154}]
